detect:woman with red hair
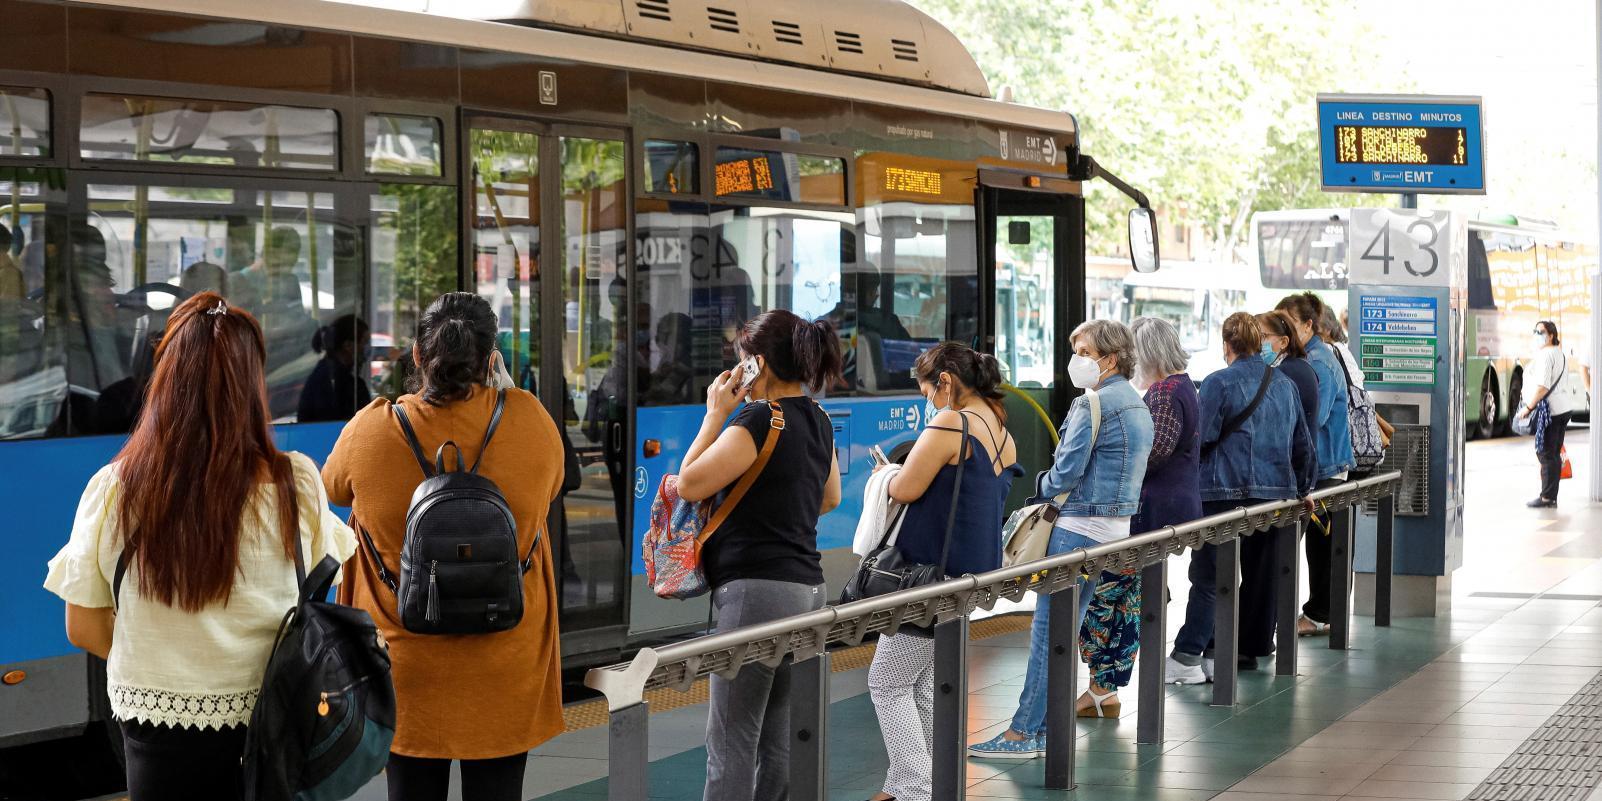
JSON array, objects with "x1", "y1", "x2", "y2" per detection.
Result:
[{"x1": 44, "y1": 292, "x2": 356, "y2": 800}]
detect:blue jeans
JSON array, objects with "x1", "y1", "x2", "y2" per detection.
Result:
[
  {"x1": 1172, "y1": 543, "x2": 1217, "y2": 659},
  {"x1": 1009, "y1": 527, "x2": 1099, "y2": 738}
]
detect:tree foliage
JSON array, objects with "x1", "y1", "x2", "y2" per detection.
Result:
[{"x1": 911, "y1": 0, "x2": 1392, "y2": 259}]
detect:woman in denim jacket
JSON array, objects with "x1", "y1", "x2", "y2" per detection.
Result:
[
  {"x1": 1276, "y1": 292, "x2": 1354, "y2": 637},
  {"x1": 968, "y1": 319, "x2": 1153, "y2": 760},
  {"x1": 1167, "y1": 312, "x2": 1315, "y2": 684}
]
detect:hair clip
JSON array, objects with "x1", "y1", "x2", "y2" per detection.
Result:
[{"x1": 206, "y1": 300, "x2": 228, "y2": 316}]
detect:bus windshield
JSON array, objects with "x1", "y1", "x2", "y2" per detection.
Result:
[{"x1": 1257, "y1": 217, "x2": 1348, "y2": 290}]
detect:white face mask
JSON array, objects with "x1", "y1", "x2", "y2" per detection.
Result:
[
  {"x1": 1534, "y1": 333, "x2": 1548, "y2": 350},
  {"x1": 1068, "y1": 354, "x2": 1103, "y2": 389}
]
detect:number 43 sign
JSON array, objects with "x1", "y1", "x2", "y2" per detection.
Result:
[{"x1": 1348, "y1": 208, "x2": 1460, "y2": 287}]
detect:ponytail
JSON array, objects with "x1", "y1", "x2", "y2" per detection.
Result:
[
  {"x1": 913, "y1": 342, "x2": 1008, "y2": 423},
  {"x1": 738, "y1": 310, "x2": 844, "y2": 393}
]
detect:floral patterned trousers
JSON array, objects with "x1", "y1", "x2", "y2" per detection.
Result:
[{"x1": 1079, "y1": 570, "x2": 1142, "y2": 689}]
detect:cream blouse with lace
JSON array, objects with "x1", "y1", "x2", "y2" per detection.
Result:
[{"x1": 43, "y1": 452, "x2": 356, "y2": 730}]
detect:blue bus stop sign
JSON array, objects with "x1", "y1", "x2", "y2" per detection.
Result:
[{"x1": 1317, "y1": 94, "x2": 1485, "y2": 195}]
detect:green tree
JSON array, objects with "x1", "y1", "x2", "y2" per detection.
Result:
[{"x1": 911, "y1": 0, "x2": 1393, "y2": 259}]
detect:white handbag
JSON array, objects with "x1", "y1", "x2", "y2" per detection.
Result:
[{"x1": 1001, "y1": 390, "x2": 1101, "y2": 567}]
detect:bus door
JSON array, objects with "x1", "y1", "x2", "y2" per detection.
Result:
[
  {"x1": 465, "y1": 117, "x2": 630, "y2": 654},
  {"x1": 978, "y1": 173, "x2": 1083, "y2": 511}
]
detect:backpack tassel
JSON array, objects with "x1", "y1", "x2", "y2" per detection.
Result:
[{"x1": 425, "y1": 561, "x2": 440, "y2": 624}]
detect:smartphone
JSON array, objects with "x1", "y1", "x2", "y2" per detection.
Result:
[
  {"x1": 737, "y1": 356, "x2": 760, "y2": 392},
  {"x1": 869, "y1": 444, "x2": 888, "y2": 466}
]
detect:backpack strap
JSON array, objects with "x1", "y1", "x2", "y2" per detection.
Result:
[
  {"x1": 519, "y1": 525, "x2": 544, "y2": 575},
  {"x1": 1202, "y1": 364, "x2": 1274, "y2": 460},
  {"x1": 357, "y1": 523, "x2": 399, "y2": 594},
  {"x1": 391, "y1": 402, "x2": 435, "y2": 479},
  {"x1": 469, "y1": 389, "x2": 508, "y2": 474},
  {"x1": 696, "y1": 400, "x2": 785, "y2": 547}
]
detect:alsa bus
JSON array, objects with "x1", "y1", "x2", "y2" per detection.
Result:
[
  {"x1": 1252, "y1": 208, "x2": 1593, "y2": 439},
  {"x1": 0, "y1": 0, "x2": 1156, "y2": 782}
]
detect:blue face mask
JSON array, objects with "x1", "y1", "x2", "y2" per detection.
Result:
[
  {"x1": 923, "y1": 386, "x2": 948, "y2": 427},
  {"x1": 1261, "y1": 341, "x2": 1278, "y2": 365}
]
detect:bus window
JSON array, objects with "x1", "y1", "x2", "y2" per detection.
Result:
[
  {"x1": 994, "y1": 215, "x2": 1054, "y2": 388},
  {"x1": 80, "y1": 94, "x2": 340, "y2": 172},
  {"x1": 0, "y1": 87, "x2": 51, "y2": 157},
  {"x1": 66, "y1": 182, "x2": 360, "y2": 431},
  {"x1": 854, "y1": 156, "x2": 978, "y2": 394},
  {"x1": 1258, "y1": 217, "x2": 1347, "y2": 290},
  {"x1": 0, "y1": 170, "x2": 63, "y2": 440},
  {"x1": 369, "y1": 184, "x2": 458, "y2": 401}
]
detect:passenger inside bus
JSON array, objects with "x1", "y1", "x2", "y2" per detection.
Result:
[
  {"x1": 0, "y1": 223, "x2": 22, "y2": 299},
  {"x1": 298, "y1": 314, "x2": 373, "y2": 422}
]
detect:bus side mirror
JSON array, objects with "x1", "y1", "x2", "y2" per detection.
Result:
[{"x1": 1129, "y1": 208, "x2": 1159, "y2": 273}]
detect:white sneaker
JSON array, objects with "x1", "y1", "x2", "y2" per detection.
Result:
[
  {"x1": 1203, "y1": 657, "x2": 1216, "y2": 682},
  {"x1": 1165, "y1": 656, "x2": 1207, "y2": 685}
]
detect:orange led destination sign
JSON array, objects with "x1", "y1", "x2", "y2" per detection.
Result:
[
  {"x1": 714, "y1": 156, "x2": 775, "y2": 196},
  {"x1": 883, "y1": 166, "x2": 942, "y2": 195}
]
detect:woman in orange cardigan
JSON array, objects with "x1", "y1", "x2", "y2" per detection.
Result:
[{"x1": 323, "y1": 292, "x2": 564, "y2": 801}]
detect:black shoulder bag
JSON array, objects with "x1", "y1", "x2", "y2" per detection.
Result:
[
  {"x1": 839, "y1": 412, "x2": 968, "y2": 615},
  {"x1": 1201, "y1": 364, "x2": 1275, "y2": 460}
]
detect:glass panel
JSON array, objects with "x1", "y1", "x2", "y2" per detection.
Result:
[
  {"x1": 559, "y1": 134, "x2": 627, "y2": 623},
  {"x1": 365, "y1": 115, "x2": 443, "y2": 177},
  {"x1": 994, "y1": 215, "x2": 1055, "y2": 388},
  {"x1": 851, "y1": 154, "x2": 978, "y2": 393},
  {"x1": 0, "y1": 87, "x2": 50, "y2": 157},
  {"x1": 642, "y1": 139, "x2": 697, "y2": 195},
  {"x1": 1256, "y1": 217, "x2": 1348, "y2": 290},
  {"x1": 0, "y1": 168, "x2": 64, "y2": 439},
  {"x1": 369, "y1": 184, "x2": 458, "y2": 400},
  {"x1": 469, "y1": 127, "x2": 540, "y2": 388},
  {"x1": 75, "y1": 182, "x2": 359, "y2": 429},
  {"x1": 712, "y1": 147, "x2": 845, "y2": 205},
  {"x1": 80, "y1": 94, "x2": 339, "y2": 171}
]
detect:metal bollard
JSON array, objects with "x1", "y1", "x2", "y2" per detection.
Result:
[
  {"x1": 931, "y1": 616, "x2": 969, "y2": 800},
  {"x1": 608, "y1": 702, "x2": 650, "y2": 801},
  {"x1": 1044, "y1": 581, "x2": 1081, "y2": 790},
  {"x1": 789, "y1": 652, "x2": 830, "y2": 801},
  {"x1": 1212, "y1": 538, "x2": 1241, "y2": 707},
  {"x1": 1136, "y1": 559, "x2": 1167, "y2": 744},
  {"x1": 1275, "y1": 522, "x2": 1301, "y2": 677},
  {"x1": 1329, "y1": 503, "x2": 1355, "y2": 650},
  {"x1": 1375, "y1": 494, "x2": 1395, "y2": 627}
]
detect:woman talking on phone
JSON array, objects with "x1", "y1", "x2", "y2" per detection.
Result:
[{"x1": 675, "y1": 309, "x2": 842, "y2": 801}]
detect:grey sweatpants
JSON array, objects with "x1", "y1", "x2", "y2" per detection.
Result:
[{"x1": 702, "y1": 579, "x2": 826, "y2": 801}]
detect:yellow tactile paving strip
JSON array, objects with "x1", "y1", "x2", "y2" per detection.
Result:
[{"x1": 561, "y1": 613, "x2": 1032, "y2": 732}]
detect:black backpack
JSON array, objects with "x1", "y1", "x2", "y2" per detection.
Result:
[
  {"x1": 358, "y1": 389, "x2": 539, "y2": 635},
  {"x1": 242, "y1": 551, "x2": 396, "y2": 801},
  {"x1": 113, "y1": 483, "x2": 396, "y2": 801}
]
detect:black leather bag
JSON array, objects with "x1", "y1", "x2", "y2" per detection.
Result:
[
  {"x1": 840, "y1": 413, "x2": 967, "y2": 607},
  {"x1": 358, "y1": 389, "x2": 542, "y2": 635}
]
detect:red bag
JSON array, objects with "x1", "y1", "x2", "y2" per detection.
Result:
[{"x1": 1561, "y1": 447, "x2": 1573, "y2": 481}]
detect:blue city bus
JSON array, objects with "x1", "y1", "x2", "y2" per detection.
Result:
[{"x1": 0, "y1": 0, "x2": 1153, "y2": 781}]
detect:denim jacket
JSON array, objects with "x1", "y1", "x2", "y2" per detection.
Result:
[
  {"x1": 1198, "y1": 357, "x2": 1316, "y2": 501},
  {"x1": 1304, "y1": 336, "x2": 1355, "y2": 480},
  {"x1": 1034, "y1": 374, "x2": 1154, "y2": 517}
]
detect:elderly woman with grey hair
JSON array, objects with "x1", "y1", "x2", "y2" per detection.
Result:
[
  {"x1": 969, "y1": 318, "x2": 1154, "y2": 758},
  {"x1": 1071, "y1": 317, "x2": 1205, "y2": 716}
]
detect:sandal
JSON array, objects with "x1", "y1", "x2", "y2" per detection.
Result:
[
  {"x1": 1076, "y1": 688, "x2": 1121, "y2": 718},
  {"x1": 1297, "y1": 615, "x2": 1330, "y2": 637}
]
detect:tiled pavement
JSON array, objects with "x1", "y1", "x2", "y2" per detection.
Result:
[{"x1": 348, "y1": 431, "x2": 1601, "y2": 801}]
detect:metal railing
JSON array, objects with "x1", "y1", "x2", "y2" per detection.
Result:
[{"x1": 585, "y1": 471, "x2": 1402, "y2": 799}]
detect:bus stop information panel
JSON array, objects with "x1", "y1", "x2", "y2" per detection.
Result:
[{"x1": 1317, "y1": 94, "x2": 1485, "y2": 195}]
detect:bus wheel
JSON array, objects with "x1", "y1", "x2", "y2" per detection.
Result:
[
  {"x1": 1502, "y1": 372, "x2": 1523, "y2": 437},
  {"x1": 1474, "y1": 371, "x2": 1498, "y2": 440}
]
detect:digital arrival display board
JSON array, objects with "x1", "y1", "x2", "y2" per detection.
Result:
[{"x1": 1317, "y1": 94, "x2": 1485, "y2": 195}]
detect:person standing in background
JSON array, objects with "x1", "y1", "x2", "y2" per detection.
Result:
[{"x1": 1519, "y1": 320, "x2": 1575, "y2": 507}]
